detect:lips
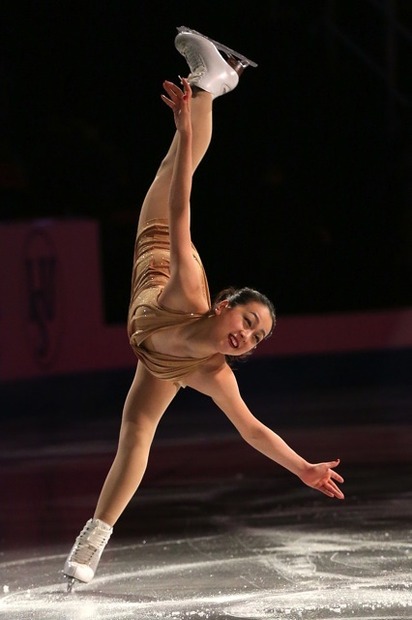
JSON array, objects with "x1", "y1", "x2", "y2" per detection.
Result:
[{"x1": 229, "y1": 334, "x2": 239, "y2": 349}]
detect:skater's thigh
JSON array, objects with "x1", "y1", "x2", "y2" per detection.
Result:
[
  {"x1": 137, "y1": 170, "x2": 172, "y2": 233},
  {"x1": 122, "y1": 362, "x2": 178, "y2": 428}
]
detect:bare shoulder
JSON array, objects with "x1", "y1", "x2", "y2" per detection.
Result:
[
  {"x1": 185, "y1": 358, "x2": 257, "y2": 436},
  {"x1": 184, "y1": 357, "x2": 240, "y2": 399}
]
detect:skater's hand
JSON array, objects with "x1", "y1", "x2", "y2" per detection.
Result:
[
  {"x1": 299, "y1": 459, "x2": 344, "y2": 499},
  {"x1": 161, "y1": 78, "x2": 192, "y2": 134}
]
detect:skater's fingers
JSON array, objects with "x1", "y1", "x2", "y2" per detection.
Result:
[
  {"x1": 163, "y1": 80, "x2": 183, "y2": 99},
  {"x1": 179, "y1": 76, "x2": 191, "y2": 91},
  {"x1": 181, "y1": 78, "x2": 192, "y2": 101},
  {"x1": 160, "y1": 94, "x2": 175, "y2": 110}
]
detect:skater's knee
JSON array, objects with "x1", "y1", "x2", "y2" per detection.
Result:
[
  {"x1": 155, "y1": 153, "x2": 174, "y2": 180},
  {"x1": 119, "y1": 417, "x2": 157, "y2": 450}
]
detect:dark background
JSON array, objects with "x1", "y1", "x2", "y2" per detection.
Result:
[{"x1": 2, "y1": 0, "x2": 411, "y2": 322}]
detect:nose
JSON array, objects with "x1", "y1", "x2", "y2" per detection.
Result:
[{"x1": 239, "y1": 329, "x2": 252, "y2": 344}]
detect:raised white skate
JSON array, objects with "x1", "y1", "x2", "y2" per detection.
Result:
[{"x1": 175, "y1": 26, "x2": 258, "y2": 98}]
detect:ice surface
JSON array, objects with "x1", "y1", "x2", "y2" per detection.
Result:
[{"x1": 1, "y1": 481, "x2": 411, "y2": 620}]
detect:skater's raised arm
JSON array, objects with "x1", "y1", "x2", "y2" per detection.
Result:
[
  {"x1": 161, "y1": 79, "x2": 193, "y2": 260},
  {"x1": 160, "y1": 79, "x2": 207, "y2": 308}
]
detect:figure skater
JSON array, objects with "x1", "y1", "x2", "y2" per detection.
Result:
[{"x1": 63, "y1": 27, "x2": 344, "y2": 591}]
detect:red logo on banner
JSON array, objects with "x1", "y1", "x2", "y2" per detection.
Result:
[{"x1": 23, "y1": 226, "x2": 63, "y2": 369}]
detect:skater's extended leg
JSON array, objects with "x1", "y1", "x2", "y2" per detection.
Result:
[
  {"x1": 137, "y1": 25, "x2": 258, "y2": 230},
  {"x1": 137, "y1": 90, "x2": 212, "y2": 231}
]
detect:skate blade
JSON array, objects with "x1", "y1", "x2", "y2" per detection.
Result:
[
  {"x1": 65, "y1": 576, "x2": 78, "y2": 593},
  {"x1": 176, "y1": 26, "x2": 258, "y2": 68}
]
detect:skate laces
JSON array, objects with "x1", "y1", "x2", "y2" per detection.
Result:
[
  {"x1": 71, "y1": 522, "x2": 111, "y2": 565},
  {"x1": 180, "y1": 44, "x2": 206, "y2": 77}
]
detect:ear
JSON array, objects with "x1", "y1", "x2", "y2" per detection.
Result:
[{"x1": 214, "y1": 299, "x2": 230, "y2": 315}]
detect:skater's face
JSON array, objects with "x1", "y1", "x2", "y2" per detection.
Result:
[{"x1": 213, "y1": 300, "x2": 273, "y2": 356}]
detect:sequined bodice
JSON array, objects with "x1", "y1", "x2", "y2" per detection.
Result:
[{"x1": 127, "y1": 219, "x2": 214, "y2": 384}]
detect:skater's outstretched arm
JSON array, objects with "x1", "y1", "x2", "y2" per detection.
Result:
[{"x1": 186, "y1": 364, "x2": 345, "y2": 500}]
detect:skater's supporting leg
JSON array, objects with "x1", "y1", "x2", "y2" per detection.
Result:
[
  {"x1": 63, "y1": 364, "x2": 177, "y2": 588},
  {"x1": 93, "y1": 364, "x2": 178, "y2": 526}
]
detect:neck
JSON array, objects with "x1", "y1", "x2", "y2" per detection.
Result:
[{"x1": 180, "y1": 314, "x2": 216, "y2": 357}]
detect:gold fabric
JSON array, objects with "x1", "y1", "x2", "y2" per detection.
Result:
[{"x1": 127, "y1": 219, "x2": 213, "y2": 383}]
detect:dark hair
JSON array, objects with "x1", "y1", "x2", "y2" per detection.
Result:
[{"x1": 212, "y1": 286, "x2": 276, "y2": 365}]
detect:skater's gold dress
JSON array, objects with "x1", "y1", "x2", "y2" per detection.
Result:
[{"x1": 127, "y1": 219, "x2": 215, "y2": 385}]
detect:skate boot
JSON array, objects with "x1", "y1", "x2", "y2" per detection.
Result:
[
  {"x1": 175, "y1": 26, "x2": 258, "y2": 98},
  {"x1": 63, "y1": 518, "x2": 113, "y2": 592}
]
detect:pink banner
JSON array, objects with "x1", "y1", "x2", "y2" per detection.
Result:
[
  {"x1": 0, "y1": 219, "x2": 133, "y2": 381},
  {"x1": 1, "y1": 219, "x2": 411, "y2": 381}
]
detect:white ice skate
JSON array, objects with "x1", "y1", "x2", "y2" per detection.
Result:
[
  {"x1": 63, "y1": 518, "x2": 113, "y2": 592},
  {"x1": 175, "y1": 26, "x2": 258, "y2": 98}
]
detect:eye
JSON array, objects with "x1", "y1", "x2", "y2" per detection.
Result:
[
  {"x1": 254, "y1": 334, "x2": 261, "y2": 344},
  {"x1": 245, "y1": 317, "x2": 252, "y2": 327}
]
